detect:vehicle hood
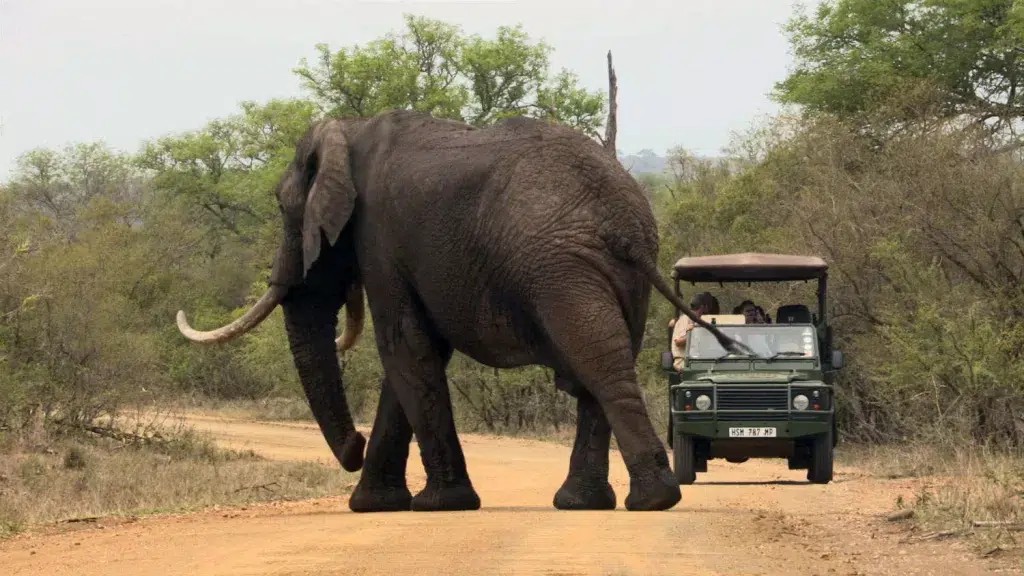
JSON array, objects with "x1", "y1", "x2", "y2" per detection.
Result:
[{"x1": 695, "y1": 372, "x2": 813, "y2": 384}]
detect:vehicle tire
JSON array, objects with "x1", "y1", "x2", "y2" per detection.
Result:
[
  {"x1": 726, "y1": 457, "x2": 749, "y2": 464},
  {"x1": 695, "y1": 457, "x2": 708, "y2": 473},
  {"x1": 673, "y1": 434, "x2": 697, "y2": 485},
  {"x1": 807, "y1": 430, "x2": 834, "y2": 484}
]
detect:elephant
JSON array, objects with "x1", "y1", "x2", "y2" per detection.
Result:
[{"x1": 175, "y1": 109, "x2": 746, "y2": 512}]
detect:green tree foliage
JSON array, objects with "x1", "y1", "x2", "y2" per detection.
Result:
[
  {"x1": 775, "y1": 0, "x2": 1024, "y2": 147},
  {"x1": 655, "y1": 115, "x2": 1024, "y2": 448},
  {"x1": 293, "y1": 14, "x2": 607, "y2": 137},
  {"x1": 136, "y1": 99, "x2": 318, "y2": 246}
]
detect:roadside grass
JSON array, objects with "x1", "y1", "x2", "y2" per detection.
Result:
[
  {"x1": 0, "y1": 422, "x2": 356, "y2": 540},
  {"x1": 843, "y1": 443, "x2": 1024, "y2": 552},
  {"x1": 170, "y1": 395, "x2": 316, "y2": 422},
  {"x1": 172, "y1": 395, "x2": 584, "y2": 446}
]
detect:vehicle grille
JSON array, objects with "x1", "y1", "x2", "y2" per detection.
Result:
[
  {"x1": 716, "y1": 387, "x2": 789, "y2": 412},
  {"x1": 717, "y1": 411, "x2": 789, "y2": 421}
]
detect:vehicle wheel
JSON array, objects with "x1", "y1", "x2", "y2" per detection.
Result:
[
  {"x1": 807, "y1": 430, "x2": 834, "y2": 484},
  {"x1": 673, "y1": 434, "x2": 696, "y2": 485},
  {"x1": 726, "y1": 457, "x2": 749, "y2": 464}
]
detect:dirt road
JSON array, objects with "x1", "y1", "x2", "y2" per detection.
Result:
[{"x1": 1, "y1": 414, "x2": 1014, "y2": 575}]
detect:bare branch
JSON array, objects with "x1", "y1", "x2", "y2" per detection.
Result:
[{"x1": 603, "y1": 50, "x2": 618, "y2": 157}]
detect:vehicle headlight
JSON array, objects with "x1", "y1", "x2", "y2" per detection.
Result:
[
  {"x1": 695, "y1": 394, "x2": 712, "y2": 411},
  {"x1": 793, "y1": 394, "x2": 809, "y2": 411}
]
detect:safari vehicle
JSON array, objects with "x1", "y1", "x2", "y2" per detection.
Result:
[{"x1": 661, "y1": 253, "x2": 844, "y2": 485}]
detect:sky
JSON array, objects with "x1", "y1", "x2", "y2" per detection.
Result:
[{"x1": 0, "y1": 0, "x2": 811, "y2": 182}]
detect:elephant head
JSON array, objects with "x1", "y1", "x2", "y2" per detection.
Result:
[{"x1": 175, "y1": 118, "x2": 368, "y2": 472}]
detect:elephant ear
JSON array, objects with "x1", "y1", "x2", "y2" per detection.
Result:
[{"x1": 301, "y1": 119, "x2": 357, "y2": 279}]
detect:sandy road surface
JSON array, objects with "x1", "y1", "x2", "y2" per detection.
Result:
[{"x1": 1, "y1": 414, "x2": 1016, "y2": 576}]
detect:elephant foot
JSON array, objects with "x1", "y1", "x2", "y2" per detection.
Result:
[
  {"x1": 411, "y1": 482, "x2": 481, "y2": 512},
  {"x1": 348, "y1": 480, "x2": 412, "y2": 513},
  {"x1": 553, "y1": 477, "x2": 617, "y2": 510},
  {"x1": 622, "y1": 451, "x2": 682, "y2": 512}
]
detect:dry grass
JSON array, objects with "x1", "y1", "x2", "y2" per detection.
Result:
[
  {"x1": 0, "y1": 426, "x2": 356, "y2": 539},
  {"x1": 170, "y1": 396, "x2": 316, "y2": 422},
  {"x1": 843, "y1": 443, "x2": 1024, "y2": 551},
  {"x1": 174, "y1": 394, "x2": 588, "y2": 444}
]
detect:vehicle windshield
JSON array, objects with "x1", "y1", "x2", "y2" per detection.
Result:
[{"x1": 687, "y1": 325, "x2": 818, "y2": 360}]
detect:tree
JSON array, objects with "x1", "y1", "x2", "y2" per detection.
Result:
[
  {"x1": 293, "y1": 14, "x2": 607, "y2": 138},
  {"x1": 774, "y1": 0, "x2": 1024, "y2": 148},
  {"x1": 136, "y1": 98, "x2": 318, "y2": 244},
  {"x1": 7, "y1": 143, "x2": 145, "y2": 240}
]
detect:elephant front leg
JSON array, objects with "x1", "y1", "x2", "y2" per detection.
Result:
[
  {"x1": 553, "y1": 385, "x2": 617, "y2": 510},
  {"x1": 378, "y1": 313, "x2": 480, "y2": 512},
  {"x1": 349, "y1": 377, "x2": 414, "y2": 513}
]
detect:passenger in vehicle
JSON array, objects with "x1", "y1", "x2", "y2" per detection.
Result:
[
  {"x1": 668, "y1": 291, "x2": 716, "y2": 371},
  {"x1": 710, "y1": 295, "x2": 722, "y2": 316},
  {"x1": 733, "y1": 300, "x2": 766, "y2": 324}
]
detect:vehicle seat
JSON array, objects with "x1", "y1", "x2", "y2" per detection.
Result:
[
  {"x1": 775, "y1": 304, "x2": 812, "y2": 324},
  {"x1": 702, "y1": 314, "x2": 746, "y2": 325}
]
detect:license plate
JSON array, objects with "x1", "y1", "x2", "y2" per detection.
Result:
[{"x1": 728, "y1": 427, "x2": 777, "y2": 438}]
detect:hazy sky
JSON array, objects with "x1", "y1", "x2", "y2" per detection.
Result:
[{"x1": 0, "y1": 0, "x2": 810, "y2": 182}]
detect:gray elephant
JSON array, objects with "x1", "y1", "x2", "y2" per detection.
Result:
[{"x1": 176, "y1": 110, "x2": 745, "y2": 512}]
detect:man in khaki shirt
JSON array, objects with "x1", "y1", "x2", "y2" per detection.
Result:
[{"x1": 668, "y1": 292, "x2": 717, "y2": 372}]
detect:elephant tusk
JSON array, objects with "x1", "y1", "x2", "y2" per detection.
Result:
[
  {"x1": 176, "y1": 285, "x2": 288, "y2": 343},
  {"x1": 335, "y1": 282, "x2": 365, "y2": 353}
]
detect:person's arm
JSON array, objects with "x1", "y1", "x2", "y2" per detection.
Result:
[
  {"x1": 670, "y1": 317, "x2": 693, "y2": 371},
  {"x1": 672, "y1": 316, "x2": 693, "y2": 348}
]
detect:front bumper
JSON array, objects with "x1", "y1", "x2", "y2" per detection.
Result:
[{"x1": 675, "y1": 419, "x2": 831, "y2": 439}]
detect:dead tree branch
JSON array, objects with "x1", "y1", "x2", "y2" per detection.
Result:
[{"x1": 604, "y1": 50, "x2": 618, "y2": 158}]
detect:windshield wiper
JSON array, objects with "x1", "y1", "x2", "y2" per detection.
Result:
[
  {"x1": 764, "y1": 351, "x2": 808, "y2": 361},
  {"x1": 711, "y1": 350, "x2": 755, "y2": 360}
]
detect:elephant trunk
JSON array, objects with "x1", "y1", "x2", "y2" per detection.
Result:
[{"x1": 283, "y1": 290, "x2": 365, "y2": 472}]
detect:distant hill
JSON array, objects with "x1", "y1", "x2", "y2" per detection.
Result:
[{"x1": 618, "y1": 149, "x2": 668, "y2": 175}]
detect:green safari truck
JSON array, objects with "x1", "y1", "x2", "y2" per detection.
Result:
[{"x1": 661, "y1": 253, "x2": 844, "y2": 485}]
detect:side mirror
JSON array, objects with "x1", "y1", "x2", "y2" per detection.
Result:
[
  {"x1": 662, "y1": 351, "x2": 675, "y2": 371},
  {"x1": 831, "y1": 350, "x2": 844, "y2": 370}
]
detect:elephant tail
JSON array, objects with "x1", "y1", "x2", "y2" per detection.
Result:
[
  {"x1": 605, "y1": 230, "x2": 749, "y2": 355},
  {"x1": 639, "y1": 259, "x2": 751, "y2": 355},
  {"x1": 335, "y1": 281, "x2": 365, "y2": 353}
]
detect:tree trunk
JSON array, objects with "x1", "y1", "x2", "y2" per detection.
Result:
[{"x1": 604, "y1": 50, "x2": 618, "y2": 158}]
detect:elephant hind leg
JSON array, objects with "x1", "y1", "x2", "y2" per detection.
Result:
[
  {"x1": 349, "y1": 376, "x2": 414, "y2": 513},
  {"x1": 552, "y1": 387, "x2": 617, "y2": 510},
  {"x1": 538, "y1": 298, "x2": 680, "y2": 512},
  {"x1": 374, "y1": 301, "x2": 480, "y2": 512}
]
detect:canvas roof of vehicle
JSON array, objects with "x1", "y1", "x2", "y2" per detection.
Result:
[{"x1": 672, "y1": 253, "x2": 828, "y2": 283}]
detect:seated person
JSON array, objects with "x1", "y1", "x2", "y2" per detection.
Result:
[
  {"x1": 755, "y1": 305, "x2": 771, "y2": 324},
  {"x1": 668, "y1": 291, "x2": 716, "y2": 371},
  {"x1": 733, "y1": 300, "x2": 766, "y2": 324}
]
